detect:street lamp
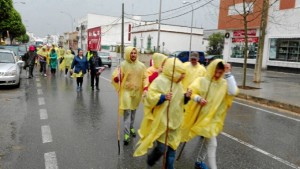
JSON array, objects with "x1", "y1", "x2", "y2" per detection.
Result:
[
  {"x1": 60, "y1": 11, "x2": 74, "y2": 49},
  {"x1": 157, "y1": 0, "x2": 162, "y2": 53},
  {"x1": 182, "y1": 1, "x2": 194, "y2": 60}
]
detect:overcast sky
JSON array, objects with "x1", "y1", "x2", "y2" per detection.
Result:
[{"x1": 13, "y1": 0, "x2": 220, "y2": 37}]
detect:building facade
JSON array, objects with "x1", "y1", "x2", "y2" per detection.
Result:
[
  {"x1": 219, "y1": 0, "x2": 300, "y2": 72},
  {"x1": 131, "y1": 23, "x2": 205, "y2": 54}
]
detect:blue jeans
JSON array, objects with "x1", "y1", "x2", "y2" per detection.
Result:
[{"x1": 147, "y1": 141, "x2": 176, "y2": 169}]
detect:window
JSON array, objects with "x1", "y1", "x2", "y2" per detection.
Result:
[
  {"x1": 269, "y1": 38, "x2": 300, "y2": 62},
  {"x1": 147, "y1": 35, "x2": 152, "y2": 50},
  {"x1": 133, "y1": 37, "x2": 137, "y2": 47},
  {"x1": 228, "y1": 2, "x2": 254, "y2": 16},
  {"x1": 296, "y1": 0, "x2": 300, "y2": 7}
]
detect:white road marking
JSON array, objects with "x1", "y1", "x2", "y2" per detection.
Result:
[
  {"x1": 234, "y1": 101, "x2": 300, "y2": 122},
  {"x1": 221, "y1": 132, "x2": 300, "y2": 169},
  {"x1": 41, "y1": 125, "x2": 53, "y2": 143},
  {"x1": 36, "y1": 78, "x2": 40, "y2": 82},
  {"x1": 36, "y1": 82, "x2": 41, "y2": 87},
  {"x1": 100, "y1": 76, "x2": 111, "y2": 82},
  {"x1": 37, "y1": 89, "x2": 43, "y2": 95},
  {"x1": 44, "y1": 152, "x2": 58, "y2": 169},
  {"x1": 39, "y1": 109, "x2": 48, "y2": 120},
  {"x1": 38, "y1": 97, "x2": 45, "y2": 105}
]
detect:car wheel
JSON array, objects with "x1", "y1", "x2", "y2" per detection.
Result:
[{"x1": 15, "y1": 79, "x2": 20, "y2": 88}]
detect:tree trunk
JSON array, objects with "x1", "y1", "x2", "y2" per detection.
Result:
[
  {"x1": 242, "y1": 1, "x2": 249, "y2": 88},
  {"x1": 254, "y1": 0, "x2": 269, "y2": 82}
]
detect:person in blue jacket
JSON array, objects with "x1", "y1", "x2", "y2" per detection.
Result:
[{"x1": 70, "y1": 49, "x2": 89, "y2": 91}]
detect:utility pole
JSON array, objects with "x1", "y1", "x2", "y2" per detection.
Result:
[
  {"x1": 254, "y1": 0, "x2": 269, "y2": 82},
  {"x1": 121, "y1": 3, "x2": 125, "y2": 59},
  {"x1": 157, "y1": 0, "x2": 162, "y2": 52}
]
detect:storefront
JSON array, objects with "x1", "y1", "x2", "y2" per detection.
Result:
[{"x1": 269, "y1": 38, "x2": 300, "y2": 62}]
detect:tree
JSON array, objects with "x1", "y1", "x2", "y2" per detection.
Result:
[
  {"x1": 16, "y1": 33, "x2": 29, "y2": 43},
  {"x1": 0, "y1": 0, "x2": 13, "y2": 21},
  {"x1": 207, "y1": 32, "x2": 225, "y2": 55},
  {"x1": 0, "y1": 8, "x2": 26, "y2": 44}
]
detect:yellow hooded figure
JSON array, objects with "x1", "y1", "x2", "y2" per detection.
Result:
[
  {"x1": 147, "y1": 53, "x2": 167, "y2": 85},
  {"x1": 64, "y1": 50, "x2": 74, "y2": 69},
  {"x1": 37, "y1": 46, "x2": 48, "y2": 62},
  {"x1": 182, "y1": 60, "x2": 206, "y2": 91},
  {"x1": 111, "y1": 46, "x2": 148, "y2": 112},
  {"x1": 134, "y1": 58, "x2": 186, "y2": 157},
  {"x1": 58, "y1": 48, "x2": 66, "y2": 71},
  {"x1": 181, "y1": 59, "x2": 239, "y2": 142}
]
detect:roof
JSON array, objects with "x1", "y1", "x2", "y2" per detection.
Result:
[{"x1": 0, "y1": 49, "x2": 15, "y2": 54}]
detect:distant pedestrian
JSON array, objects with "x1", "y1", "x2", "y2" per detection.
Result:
[
  {"x1": 37, "y1": 46, "x2": 48, "y2": 77},
  {"x1": 64, "y1": 50, "x2": 74, "y2": 77},
  {"x1": 58, "y1": 48, "x2": 66, "y2": 73},
  {"x1": 49, "y1": 49, "x2": 58, "y2": 75},
  {"x1": 89, "y1": 51, "x2": 103, "y2": 90},
  {"x1": 111, "y1": 46, "x2": 148, "y2": 145},
  {"x1": 69, "y1": 47, "x2": 75, "y2": 55},
  {"x1": 70, "y1": 49, "x2": 89, "y2": 92},
  {"x1": 86, "y1": 47, "x2": 93, "y2": 61},
  {"x1": 23, "y1": 45, "x2": 38, "y2": 78},
  {"x1": 181, "y1": 60, "x2": 238, "y2": 169}
]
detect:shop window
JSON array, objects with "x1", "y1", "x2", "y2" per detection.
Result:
[
  {"x1": 269, "y1": 38, "x2": 300, "y2": 62},
  {"x1": 231, "y1": 43, "x2": 258, "y2": 59},
  {"x1": 147, "y1": 35, "x2": 152, "y2": 50}
]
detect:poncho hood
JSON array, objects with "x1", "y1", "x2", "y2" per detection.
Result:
[
  {"x1": 162, "y1": 58, "x2": 185, "y2": 82},
  {"x1": 125, "y1": 46, "x2": 138, "y2": 63},
  {"x1": 206, "y1": 59, "x2": 225, "y2": 82},
  {"x1": 152, "y1": 53, "x2": 167, "y2": 69}
]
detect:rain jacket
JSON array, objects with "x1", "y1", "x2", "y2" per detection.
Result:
[
  {"x1": 181, "y1": 59, "x2": 239, "y2": 141},
  {"x1": 134, "y1": 58, "x2": 186, "y2": 157},
  {"x1": 37, "y1": 46, "x2": 48, "y2": 63},
  {"x1": 64, "y1": 50, "x2": 74, "y2": 68},
  {"x1": 58, "y1": 48, "x2": 66, "y2": 71},
  {"x1": 147, "y1": 53, "x2": 167, "y2": 84},
  {"x1": 71, "y1": 55, "x2": 88, "y2": 74},
  {"x1": 111, "y1": 47, "x2": 148, "y2": 112},
  {"x1": 49, "y1": 52, "x2": 58, "y2": 69},
  {"x1": 182, "y1": 62, "x2": 206, "y2": 91}
]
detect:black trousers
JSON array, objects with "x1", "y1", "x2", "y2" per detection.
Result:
[
  {"x1": 28, "y1": 65, "x2": 34, "y2": 77},
  {"x1": 90, "y1": 71, "x2": 99, "y2": 88}
]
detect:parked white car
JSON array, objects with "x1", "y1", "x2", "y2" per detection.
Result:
[{"x1": 0, "y1": 49, "x2": 23, "y2": 88}]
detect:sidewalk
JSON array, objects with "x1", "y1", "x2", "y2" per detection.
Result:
[
  {"x1": 232, "y1": 67, "x2": 300, "y2": 114},
  {"x1": 110, "y1": 52, "x2": 300, "y2": 114}
]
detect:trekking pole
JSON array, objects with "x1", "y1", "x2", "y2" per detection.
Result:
[
  {"x1": 117, "y1": 58, "x2": 121, "y2": 155},
  {"x1": 176, "y1": 77, "x2": 213, "y2": 161},
  {"x1": 162, "y1": 57, "x2": 177, "y2": 169}
]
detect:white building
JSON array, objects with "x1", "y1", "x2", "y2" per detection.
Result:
[
  {"x1": 77, "y1": 13, "x2": 141, "y2": 52},
  {"x1": 131, "y1": 23, "x2": 205, "y2": 54}
]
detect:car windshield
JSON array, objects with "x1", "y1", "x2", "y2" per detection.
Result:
[
  {"x1": 0, "y1": 52, "x2": 15, "y2": 63},
  {"x1": 171, "y1": 51, "x2": 181, "y2": 57},
  {"x1": 98, "y1": 52, "x2": 109, "y2": 56},
  {"x1": 19, "y1": 45, "x2": 27, "y2": 52},
  {"x1": 1, "y1": 46, "x2": 19, "y2": 55}
]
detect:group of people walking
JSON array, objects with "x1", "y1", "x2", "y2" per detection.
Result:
[
  {"x1": 23, "y1": 45, "x2": 103, "y2": 92},
  {"x1": 111, "y1": 46, "x2": 238, "y2": 169}
]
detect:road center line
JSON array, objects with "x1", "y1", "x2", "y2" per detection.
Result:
[
  {"x1": 36, "y1": 82, "x2": 41, "y2": 87},
  {"x1": 39, "y1": 109, "x2": 48, "y2": 120},
  {"x1": 41, "y1": 125, "x2": 53, "y2": 143},
  {"x1": 36, "y1": 78, "x2": 40, "y2": 82},
  {"x1": 38, "y1": 97, "x2": 45, "y2": 105},
  {"x1": 233, "y1": 101, "x2": 300, "y2": 122},
  {"x1": 221, "y1": 132, "x2": 299, "y2": 169},
  {"x1": 37, "y1": 89, "x2": 43, "y2": 95},
  {"x1": 44, "y1": 152, "x2": 58, "y2": 169},
  {"x1": 100, "y1": 76, "x2": 111, "y2": 82}
]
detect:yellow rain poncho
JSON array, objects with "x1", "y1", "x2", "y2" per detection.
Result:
[
  {"x1": 182, "y1": 62, "x2": 206, "y2": 91},
  {"x1": 147, "y1": 53, "x2": 167, "y2": 77},
  {"x1": 58, "y1": 48, "x2": 66, "y2": 71},
  {"x1": 111, "y1": 46, "x2": 148, "y2": 112},
  {"x1": 64, "y1": 50, "x2": 74, "y2": 69},
  {"x1": 134, "y1": 58, "x2": 186, "y2": 157},
  {"x1": 181, "y1": 59, "x2": 238, "y2": 141},
  {"x1": 37, "y1": 46, "x2": 48, "y2": 62}
]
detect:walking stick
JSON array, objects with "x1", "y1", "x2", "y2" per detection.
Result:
[
  {"x1": 117, "y1": 58, "x2": 121, "y2": 155},
  {"x1": 176, "y1": 77, "x2": 213, "y2": 161},
  {"x1": 162, "y1": 57, "x2": 177, "y2": 169}
]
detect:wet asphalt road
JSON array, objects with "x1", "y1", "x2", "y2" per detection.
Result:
[{"x1": 0, "y1": 67, "x2": 299, "y2": 169}]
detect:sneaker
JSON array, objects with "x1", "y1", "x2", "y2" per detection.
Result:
[
  {"x1": 124, "y1": 134, "x2": 130, "y2": 145},
  {"x1": 194, "y1": 161, "x2": 208, "y2": 169},
  {"x1": 96, "y1": 87, "x2": 99, "y2": 90},
  {"x1": 44, "y1": 74, "x2": 47, "y2": 77},
  {"x1": 77, "y1": 86, "x2": 80, "y2": 92},
  {"x1": 130, "y1": 128, "x2": 136, "y2": 138}
]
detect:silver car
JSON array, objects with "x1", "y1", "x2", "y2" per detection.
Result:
[
  {"x1": 0, "y1": 49, "x2": 23, "y2": 88},
  {"x1": 98, "y1": 51, "x2": 112, "y2": 68}
]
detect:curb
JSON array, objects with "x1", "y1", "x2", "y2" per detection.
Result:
[{"x1": 237, "y1": 93, "x2": 300, "y2": 114}]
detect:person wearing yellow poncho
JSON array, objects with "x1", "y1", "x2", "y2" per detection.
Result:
[
  {"x1": 37, "y1": 46, "x2": 48, "y2": 77},
  {"x1": 181, "y1": 59, "x2": 238, "y2": 169},
  {"x1": 111, "y1": 46, "x2": 148, "y2": 145},
  {"x1": 58, "y1": 48, "x2": 66, "y2": 72},
  {"x1": 147, "y1": 53, "x2": 167, "y2": 85},
  {"x1": 134, "y1": 58, "x2": 191, "y2": 169},
  {"x1": 182, "y1": 52, "x2": 206, "y2": 91},
  {"x1": 63, "y1": 50, "x2": 74, "y2": 77}
]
